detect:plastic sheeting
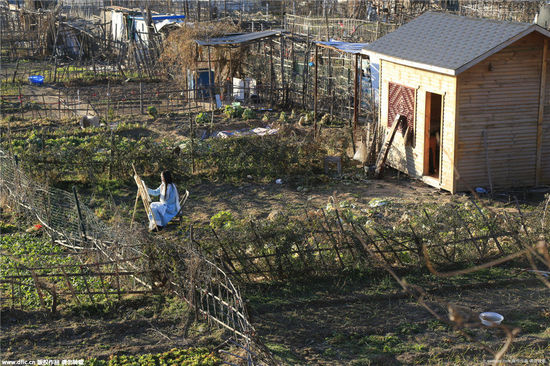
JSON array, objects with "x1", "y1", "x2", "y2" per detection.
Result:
[
  {"x1": 213, "y1": 126, "x2": 278, "y2": 139},
  {"x1": 195, "y1": 29, "x2": 284, "y2": 46},
  {"x1": 316, "y1": 40, "x2": 369, "y2": 55}
]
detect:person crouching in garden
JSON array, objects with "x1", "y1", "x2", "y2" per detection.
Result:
[{"x1": 147, "y1": 171, "x2": 180, "y2": 231}]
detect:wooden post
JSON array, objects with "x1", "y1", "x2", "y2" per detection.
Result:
[
  {"x1": 303, "y1": 26, "x2": 311, "y2": 109},
  {"x1": 196, "y1": 0, "x2": 201, "y2": 22},
  {"x1": 12, "y1": 58, "x2": 19, "y2": 83},
  {"x1": 280, "y1": 35, "x2": 285, "y2": 105},
  {"x1": 269, "y1": 40, "x2": 274, "y2": 107},
  {"x1": 536, "y1": 38, "x2": 548, "y2": 186},
  {"x1": 190, "y1": 111, "x2": 195, "y2": 174},
  {"x1": 109, "y1": 130, "x2": 115, "y2": 179},
  {"x1": 18, "y1": 86, "x2": 22, "y2": 120},
  {"x1": 207, "y1": 45, "x2": 215, "y2": 135},
  {"x1": 130, "y1": 191, "x2": 140, "y2": 229},
  {"x1": 328, "y1": 48, "x2": 333, "y2": 116},
  {"x1": 106, "y1": 81, "x2": 111, "y2": 125},
  {"x1": 314, "y1": 45, "x2": 318, "y2": 138},
  {"x1": 139, "y1": 81, "x2": 143, "y2": 114},
  {"x1": 353, "y1": 53, "x2": 359, "y2": 130},
  {"x1": 72, "y1": 186, "x2": 86, "y2": 240},
  {"x1": 324, "y1": 1, "x2": 330, "y2": 41}
]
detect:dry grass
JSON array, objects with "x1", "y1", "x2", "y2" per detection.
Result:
[{"x1": 160, "y1": 22, "x2": 249, "y2": 86}]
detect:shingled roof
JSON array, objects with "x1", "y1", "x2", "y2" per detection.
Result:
[{"x1": 362, "y1": 12, "x2": 550, "y2": 75}]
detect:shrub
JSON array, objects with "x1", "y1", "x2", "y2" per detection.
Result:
[
  {"x1": 210, "y1": 211, "x2": 235, "y2": 229},
  {"x1": 242, "y1": 108, "x2": 256, "y2": 120},
  {"x1": 147, "y1": 106, "x2": 158, "y2": 119},
  {"x1": 224, "y1": 103, "x2": 243, "y2": 119},
  {"x1": 195, "y1": 112, "x2": 209, "y2": 124}
]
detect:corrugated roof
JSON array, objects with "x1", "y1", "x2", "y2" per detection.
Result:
[
  {"x1": 362, "y1": 12, "x2": 550, "y2": 75},
  {"x1": 195, "y1": 29, "x2": 284, "y2": 46},
  {"x1": 316, "y1": 40, "x2": 369, "y2": 54}
]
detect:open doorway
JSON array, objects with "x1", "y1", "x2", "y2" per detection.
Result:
[{"x1": 424, "y1": 92, "x2": 442, "y2": 179}]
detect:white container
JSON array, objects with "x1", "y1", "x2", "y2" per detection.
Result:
[
  {"x1": 233, "y1": 78, "x2": 245, "y2": 100},
  {"x1": 479, "y1": 312, "x2": 504, "y2": 326}
]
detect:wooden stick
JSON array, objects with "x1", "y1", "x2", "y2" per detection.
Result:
[
  {"x1": 130, "y1": 191, "x2": 140, "y2": 229},
  {"x1": 61, "y1": 267, "x2": 81, "y2": 305}
]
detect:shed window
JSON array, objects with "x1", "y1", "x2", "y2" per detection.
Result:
[{"x1": 388, "y1": 82, "x2": 415, "y2": 132}]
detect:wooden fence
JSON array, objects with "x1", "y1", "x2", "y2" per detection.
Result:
[
  {"x1": 0, "y1": 250, "x2": 150, "y2": 312},
  {"x1": 0, "y1": 82, "x2": 277, "y2": 120},
  {"x1": 0, "y1": 149, "x2": 272, "y2": 364},
  {"x1": 192, "y1": 203, "x2": 525, "y2": 283}
]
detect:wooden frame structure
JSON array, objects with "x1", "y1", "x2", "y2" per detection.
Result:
[{"x1": 130, "y1": 164, "x2": 157, "y2": 231}]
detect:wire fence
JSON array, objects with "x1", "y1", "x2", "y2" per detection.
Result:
[
  {"x1": 284, "y1": 14, "x2": 398, "y2": 42},
  {"x1": 0, "y1": 82, "x2": 278, "y2": 120},
  {"x1": 0, "y1": 249, "x2": 150, "y2": 312},
  {"x1": 0, "y1": 148, "x2": 272, "y2": 365}
]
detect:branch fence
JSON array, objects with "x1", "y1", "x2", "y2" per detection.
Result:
[{"x1": 0, "y1": 148, "x2": 273, "y2": 365}]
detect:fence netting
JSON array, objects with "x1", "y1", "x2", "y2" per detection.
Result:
[{"x1": 0, "y1": 148, "x2": 272, "y2": 365}]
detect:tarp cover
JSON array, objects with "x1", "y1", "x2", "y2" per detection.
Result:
[
  {"x1": 195, "y1": 29, "x2": 284, "y2": 46},
  {"x1": 316, "y1": 40, "x2": 369, "y2": 55}
]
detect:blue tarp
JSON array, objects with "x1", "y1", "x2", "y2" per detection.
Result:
[
  {"x1": 316, "y1": 40, "x2": 369, "y2": 55},
  {"x1": 130, "y1": 15, "x2": 186, "y2": 22}
]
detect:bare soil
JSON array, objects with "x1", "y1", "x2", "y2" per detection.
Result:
[
  {"x1": 183, "y1": 171, "x2": 447, "y2": 225},
  {"x1": 0, "y1": 297, "x2": 227, "y2": 361},
  {"x1": 249, "y1": 276, "x2": 550, "y2": 365}
]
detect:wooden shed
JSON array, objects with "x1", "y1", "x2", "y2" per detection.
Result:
[{"x1": 362, "y1": 12, "x2": 550, "y2": 193}]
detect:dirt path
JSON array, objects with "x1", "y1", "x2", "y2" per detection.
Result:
[
  {"x1": 22, "y1": 84, "x2": 97, "y2": 119},
  {"x1": 184, "y1": 172, "x2": 447, "y2": 225}
]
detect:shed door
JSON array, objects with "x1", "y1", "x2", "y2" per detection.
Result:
[{"x1": 424, "y1": 92, "x2": 443, "y2": 179}]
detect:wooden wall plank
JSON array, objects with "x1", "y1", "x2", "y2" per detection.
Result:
[
  {"x1": 379, "y1": 60, "x2": 457, "y2": 191},
  {"x1": 456, "y1": 33, "x2": 544, "y2": 191}
]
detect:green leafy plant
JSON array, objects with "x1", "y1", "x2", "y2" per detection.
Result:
[
  {"x1": 0, "y1": 233, "x2": 104, "y2": 309},
  {"x1": 224, "y1": 103, "x2": 243, "y2": 119},
  {"x1": 86, "y1": 347, "x2": 219, "y2": 365},
  {"x1": 210, "y1": 211, "x2": 235, "y2": 229},
  {"x1": 242, "y1": 108, "x2": 256, "y2": 120},
  {"x1": 195, "y1": 112, "x2": 209, "y2": 124},
  {"x1": 147, "y1": 106, "x2": 158, "y2": 119}
]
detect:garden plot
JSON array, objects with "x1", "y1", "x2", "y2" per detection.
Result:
[{"x1": 1, "y1": 110, "x2": 549, "y2": 365}]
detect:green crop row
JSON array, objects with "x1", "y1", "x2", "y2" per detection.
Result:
[
  {"x1": 0, "y1": 233, "x2": 105, "y2": 309},
  {"x1": 86, "y1": 347, "x2": 219, "y2": 366}
]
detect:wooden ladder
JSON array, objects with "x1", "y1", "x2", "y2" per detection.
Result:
[{"x1": 374, "y1": 114, "x2": 405, "y2": 178}]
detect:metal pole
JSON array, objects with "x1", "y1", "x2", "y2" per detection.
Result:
[
  {"x1": 353, "y1": 54, "x2": 359, "y2": 130},
  {"x1": 314, "y1": 45, "x2": 318, "y2": 138}
]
